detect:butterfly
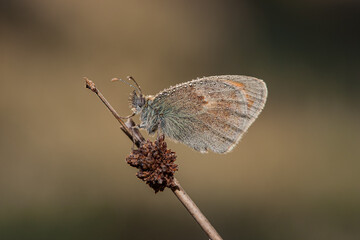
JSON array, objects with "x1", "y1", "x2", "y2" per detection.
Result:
[{"x1": 118, "y1": 75, "x2": 267, "y2": 153}]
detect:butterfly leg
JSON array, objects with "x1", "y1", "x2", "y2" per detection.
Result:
[
  {"x1": 130, "y1": 125, "x2": 137, "y2": 150},
  {"x1": 118, "y1": 111, "x2": 136, "y2": 120},
  {"x1": 155, "y1": 120, "x2": 163, "y2": 140},
  {"x1": 125, "y1": 119, "x2": 144, "y2": 149}
]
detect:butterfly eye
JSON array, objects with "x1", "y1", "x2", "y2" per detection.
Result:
[
  {"x1": 140, "y1": 96, "x2": 146, "y2": 107},
  {"x1": 132, "y1": 91, "x2": 146, "y2": 110},
  {"x1": 131, "y1": 91, "x2": 141, "y2": 108}
]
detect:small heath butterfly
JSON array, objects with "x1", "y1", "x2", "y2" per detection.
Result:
[{"x1": 123, "y1": 75, "x2": 267, "y2": 153}]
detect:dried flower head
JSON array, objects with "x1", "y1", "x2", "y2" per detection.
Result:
[{"x1": 126, "y1": 135, "x2": 178, "y2": 193}]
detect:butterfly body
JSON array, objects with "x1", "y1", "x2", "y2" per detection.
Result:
[{"x1": 130, "y1": 75, "x2": 267, "y2": 153}]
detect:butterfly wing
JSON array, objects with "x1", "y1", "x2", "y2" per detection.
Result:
[{"x1": 151, "y1": 75, "x2": 267, "y2": 153}]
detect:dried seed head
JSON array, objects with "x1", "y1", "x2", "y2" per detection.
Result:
[{"x1": 126, "y1": 135, "x2": 178, "y2": 193}]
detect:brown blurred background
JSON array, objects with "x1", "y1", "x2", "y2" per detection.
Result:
[{"x1": 1, "y1": 1, "x2": 360, "y2": 239}]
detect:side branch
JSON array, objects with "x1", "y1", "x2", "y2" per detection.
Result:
[{"x1": 85, "y1": 77, "x2": 142, "y2": 147}]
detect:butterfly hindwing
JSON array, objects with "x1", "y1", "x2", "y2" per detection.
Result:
[{"x1": 146, "y1": 75, "x2": 267, "y2": 153}]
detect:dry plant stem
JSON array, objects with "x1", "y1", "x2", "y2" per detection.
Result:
[
  {"x1": 172, "y1": 178, "x2": 223, "y2": 240},
  {"x1": 85, "y1": 77, "x2": 223, "y2": 240},
  {"x1": 84, "y1": 77, "x2": 141, "y2": 147}
]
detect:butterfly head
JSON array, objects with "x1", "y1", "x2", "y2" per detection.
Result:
[
  {"x1": 130, "y1": 90, "x2": 158, "y2": 133},
  {"x1": 130, "y1": 90, "x2": 146, "y2": 113}
]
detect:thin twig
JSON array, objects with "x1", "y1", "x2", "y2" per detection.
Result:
[
  {"x1": 84, "y1": 77, "x2": 142, "y2": 147},
  {"x1": 172, "y1": 178, "x2": 223, "y2": 240},
  {"x1": 85, "y1": 77, "x2": 223, "y2": 240}
]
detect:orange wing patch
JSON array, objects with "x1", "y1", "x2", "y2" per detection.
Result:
[
  {"x1": 197, "y1": 95, "x2": 208, "y2": 104},
  {"x1": 225, "y1": 81, "x2": 245, "y2": 89},
  {"x1": 225, "y1": 80, "x2": 254, "y2": 108}
]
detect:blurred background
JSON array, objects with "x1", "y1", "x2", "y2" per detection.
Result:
[{"x1": 1, "y1": 1, "x2": 359, "y2": 239}]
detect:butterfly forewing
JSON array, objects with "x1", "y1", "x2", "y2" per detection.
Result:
[{"x1": 149, "y1": 75, "x2": 267, "y2": 153}]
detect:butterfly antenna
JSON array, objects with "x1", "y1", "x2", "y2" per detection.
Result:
[
  {"x1": 127, "y1": 76, "x2": 143, "y2": 96},
  {"x1": 111, "y1": 77, "x2": 141, "y2": 95}
]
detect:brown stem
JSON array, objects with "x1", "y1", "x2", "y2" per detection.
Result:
[
  {"x1": 172, "y1": 179, "x2": 223, "y2": 240},
  {"x1": 85, "y1": 77, "x2": 223, "y2": 240},
  {"x1": 84, "y1": 77, "x2": 141, "y2": 147}
]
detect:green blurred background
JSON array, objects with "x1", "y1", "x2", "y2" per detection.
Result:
[{"x1": 1, "y1": 1, "x2": 359, "y2": 239}]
